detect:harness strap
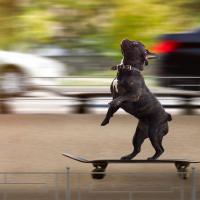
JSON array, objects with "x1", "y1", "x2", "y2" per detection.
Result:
[{"x1": 114, "y1": 64, "x2": 141, "y2": 72}]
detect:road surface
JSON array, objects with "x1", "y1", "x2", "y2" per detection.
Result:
[{"x1": 0, "y1": 114, "x2": 199, "y2": 200}]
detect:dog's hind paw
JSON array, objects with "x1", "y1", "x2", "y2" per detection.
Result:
[
  {"x1": 147, "y1": 157, "x2": 155, "y2": 160},
  {"x1": 121, "y1": 155, "x2": 133, "y2": 160}
]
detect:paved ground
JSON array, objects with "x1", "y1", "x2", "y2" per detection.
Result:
[
  {"x1": 0, "y1": 114, "x2": 199, "y2": 200},
  {"x1": 0, "y1": 114, "x2": 199, "y2": 172}
]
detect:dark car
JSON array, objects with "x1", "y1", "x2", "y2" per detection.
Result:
[{"x1": 152, "y1": 28, "x2": 200, "y2": 91}]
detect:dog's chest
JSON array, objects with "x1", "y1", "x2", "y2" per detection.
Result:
[{"x1": 111, "y1": 78, "x2": 126, "y2": 95}]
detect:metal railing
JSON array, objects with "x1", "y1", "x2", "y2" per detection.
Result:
[
  {"x1": 0, "y1": 168, "x2": 199, "y2": 200},
  {"x1": 0, "y1": 76, "x2": 199, "y2": 114}
]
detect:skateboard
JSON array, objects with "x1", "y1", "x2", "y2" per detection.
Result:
[{"x1": 62, "y1": 153, "x2": 199, "y2": 179}]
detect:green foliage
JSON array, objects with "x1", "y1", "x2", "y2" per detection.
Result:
[{"x1": 0, "y1": 0, "x2": 199, "y2": 54}]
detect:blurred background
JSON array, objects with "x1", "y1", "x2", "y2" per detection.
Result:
[
  {"x1": 0, "y1": 0, "x2": 199, "y2": 114},
  {"x1": 0, "y1": 2, "x2": 200, "y2": 199}
]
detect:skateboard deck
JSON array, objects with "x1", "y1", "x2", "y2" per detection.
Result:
[
  {"x1": 62, "y1": 153, "x2": 199, "y2": 164},
  {"x1": 62, "y1": 153, "x2": 200, "y2": 179}
]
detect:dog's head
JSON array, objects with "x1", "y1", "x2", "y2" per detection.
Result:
[{"x1": 120, "y1": 39, "x2": 157, "y2": 71}]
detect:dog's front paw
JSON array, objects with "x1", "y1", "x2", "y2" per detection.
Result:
[{"x1": 101, "y1": 119, "x2": 109, "y2": 126}]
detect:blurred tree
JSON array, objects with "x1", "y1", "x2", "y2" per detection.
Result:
[
  {"x1": 92, "y1": 0, "x2": 200, "y2": 56},
  {"x1": 0, "y1": 0, "x2": 20, "y2": 49},
  {"x1": 0, "y1": 0, "x2": 200, "y2": 56}
]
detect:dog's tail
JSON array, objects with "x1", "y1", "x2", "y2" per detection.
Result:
[{"x1": 167, "y1": 113, "x2": 172, "y2": 121}]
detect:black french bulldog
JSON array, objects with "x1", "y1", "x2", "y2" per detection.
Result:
[{"x1": 101, "y1": 39, "x2": 172, "y2": 160}]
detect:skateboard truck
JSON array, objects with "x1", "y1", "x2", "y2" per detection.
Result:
[{"x1": 92, "y1": 162, "x2": 108, "y2": 179}]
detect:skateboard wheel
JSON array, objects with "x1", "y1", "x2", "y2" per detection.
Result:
[
  {"x1": 91, "y1": 168, "x2": 105, "y2": 179},
  {"x1": 178, "y1": 168, "x2": 189, "y2": 179},
  {"x1": 179, "y1": 172, "x2": 188, "y2": 179},
  {"x1": 175, "y1": 163, "x2": 189, "y2": 179}
]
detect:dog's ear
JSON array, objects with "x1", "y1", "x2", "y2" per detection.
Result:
[
  {"x1": 144, "y1": 49, "x2": 157, "y2": 65},
  {"x1": 145, "y1": 49, "x2": 158, "y2": 59}
]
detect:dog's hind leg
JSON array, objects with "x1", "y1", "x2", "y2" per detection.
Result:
[
  {"x1": 101, "y1": 105, "x2": 119, "y2": 126},
  {"x1": 121, "y1": 119, "x2": 148, "y2": 160},
  {"x1": 147, "y1": 122, "x2": 168, "y2": 160},
  {"x1": 159, "y1": 138, "x2": 164, "y2": 152},
  {"x1": 147, "y1": 136, "x2": 164, "y2": 160},
  {"x1": 158, "y1": 123, "x2": 169, "y2": 153}
]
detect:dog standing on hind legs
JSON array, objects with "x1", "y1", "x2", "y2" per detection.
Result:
[{"x1": 101, "y1": 39, "x2": 172, "y2": 160}]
